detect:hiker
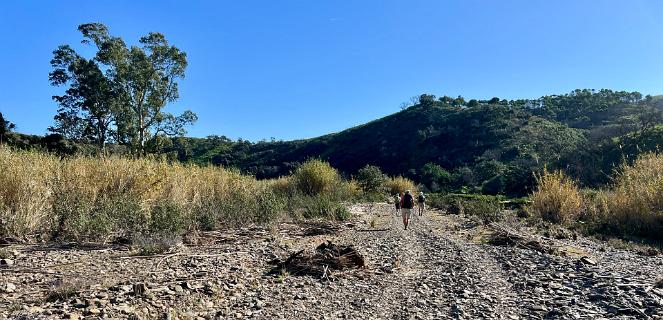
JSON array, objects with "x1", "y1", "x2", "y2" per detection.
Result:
[
  {"x1": 394, "y1": 193, "x2": 401, "y2": 215},
  {"x1": 401, "y1": 190, "x2": 415, "y2": 230},
  {"x1": 417, "y1": 192, "x2": 426, "y2": 216}
]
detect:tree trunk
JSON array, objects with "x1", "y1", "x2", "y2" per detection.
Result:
[{"x1": 139, "y1": 115, "x2": 145, "y2": 156}]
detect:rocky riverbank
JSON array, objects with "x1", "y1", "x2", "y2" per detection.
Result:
[{"x1": 1, "y1": 204, "x2": 661, "y2": 319}]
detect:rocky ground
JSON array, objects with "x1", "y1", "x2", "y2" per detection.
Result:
[{"x1": 1, "y1": 203, "x2": 662, "y2": 319}]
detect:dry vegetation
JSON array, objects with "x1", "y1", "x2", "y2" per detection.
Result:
[
  {"x1": 529, "y1": 152, "x2": 663, "y2": 241},
  {"x1": 0, "y1": 148, "x2": 355, "y2": 242},
  {"x1": 529, "y1": 168, "x2": 583, "y2": 224},
  {"x1": 383, "y1": 176, "x2": 417, "y2": 195}
]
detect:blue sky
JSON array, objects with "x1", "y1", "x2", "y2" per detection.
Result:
[{"x1": 1, "y1": 1, "x2": 663, "y2": 141}]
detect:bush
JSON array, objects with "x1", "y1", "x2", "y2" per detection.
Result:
[
  {"x1": 356, "y1": 165, "x2": 386, "y2": 193},
  {"x1": 428, "y1": 193, "x2": 504, "y2": 224},
  {"x1": 150, "y1": 202, "x2": 188, "y2": 235},
  {"x1": 384, "y1": 176, "x2": 416, "y2": 195},
  {"x1": 420, "y1": 163, "x2": 451, "y2": 192},
  {"x1": 462, "y1": 199, "x2": 503, "y2": 224},
  {"x1": 528, "y1": 168, "x2": 582, "y2": 224},
  {"x1": 302, "y1": 195, "x2": 351, "y2": 221},
  {"x1": 293, "y1": 159, "x2": 341, "y2": 196}
]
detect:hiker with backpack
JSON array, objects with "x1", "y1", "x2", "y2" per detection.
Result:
[
  {"x1": 417, "y1": 192, "x2": 426, "y2": 216},
  {"x1": 401, "y1": 190, "x2": 415, "y2": 230},
  {"x1": 394, "y1": 193, "x2": 402, "y2": 216}
]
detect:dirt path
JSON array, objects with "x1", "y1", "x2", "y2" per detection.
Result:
[{"x1": 1, "y1": 204, "x2": 662, "y2": 319}]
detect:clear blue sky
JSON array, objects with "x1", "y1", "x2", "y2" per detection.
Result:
[{"x1": 1, "y1": 1, "x2": 663, "y2": 141}]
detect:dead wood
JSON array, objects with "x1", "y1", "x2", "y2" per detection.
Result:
[
  {"x1": 487, "y1": 223, "x2": 556, "y2": 254},
  {"x1": 273, "y1": 241, "x2": 365, "y2": 278}
]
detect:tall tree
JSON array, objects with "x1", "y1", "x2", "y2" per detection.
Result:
[
  {"x1": 78, "y1": 23, "x2": 197, "y2": 155},
  {"x1": 0, "y1": 112, "x2": 16, "y2": 144},
  {"x1": 49, "y1": 23, "x2": 197, "y2": 155},
  {"x1": 49, "y1": 45, "x2": 120, "y2": 154}
]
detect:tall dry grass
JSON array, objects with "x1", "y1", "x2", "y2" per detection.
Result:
[
  {"x1": 528, "y1": 168, "x2": 583, "y2": 224},
  {"x1": 384, "y1": 176, "x2": 417, "y2": 196},
  {"x1": 0, "y1": 147, "x2": 284, "y2": 241},
  {"x1": 528, "y1": 153, "x2": 663, "y2": 241},
  {"x1": 0, "y1": 148, "x2": 57, "y2": 237},
  {"x1": 600, "y1": 153, "x2": 663, "y2": 240},
  {"x1": 292, "y1": 159, "x2": 341, "y2": 196},
  {"x1": 0, "y1": 148, "x2": 365, "y2": 242}
]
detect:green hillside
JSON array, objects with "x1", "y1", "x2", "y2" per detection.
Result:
[{"x1": 157, "y1": 89, "x2": 663, "y2": 196}]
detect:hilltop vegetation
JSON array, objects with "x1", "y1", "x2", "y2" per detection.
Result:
[{"x1": 159, "y1": 89, "x2": 663, "y2": 196}]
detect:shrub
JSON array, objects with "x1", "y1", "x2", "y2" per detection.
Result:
[
  {"x1": 528, "y1": 168, "x2": 582, "y2": 224},
  {"x1": 132, "y1": 234, "x2": 181, "y2": 255},
  {"x1": 384, "y1": 176, "x2": 416, "y2": 195},
  {"x1": 301, "y1": 195, "x2": 351, "y2": 221},
  {"x1": 293, "y1": 159, "x2": 341, "y2": 196},
  {"x1": 420, "y1": 163, "x2": 451, "y2": 192},
  {"x1": 462, "y1": 198, "x2": 503, "y2": 224},
  {"x1": 356, "y1": 165, "x2": 387, "y2": 193},
  {"x1": 150, "y1": 202, "x2": 188, "y2": 235},
  {"x1": 429, "y1": 193, "x2": 504, "y2": 224}
]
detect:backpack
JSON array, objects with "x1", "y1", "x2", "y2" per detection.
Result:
[
  {"x1": 418, "y1": 194, "x2": 425, "y2": 203},
  {"x1": 403, "y1": 194, "x2": 414, "y2": 208}
]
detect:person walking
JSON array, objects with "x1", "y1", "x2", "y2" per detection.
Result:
[
  {"x1": 394, "y1": 193, "x2": 401, "y2": 216},
  {"x1": 401, "y1": 190, "x2": 415, "y2": 230},
  {"x1": 417, "y1": 192, "x2": 426, "y2": 216}
]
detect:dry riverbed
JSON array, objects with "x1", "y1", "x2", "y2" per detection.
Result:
[{"x1": 1, "y1": 204, "x2": 662, "y2": 319}]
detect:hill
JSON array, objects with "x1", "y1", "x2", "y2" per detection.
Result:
[{"x1": 159, "y1": 89, "x2": 663, "y2": 196}]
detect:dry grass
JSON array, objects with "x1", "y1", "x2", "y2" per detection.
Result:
[
  {"x1": 0, "y1": 148, "x2": 362, "y2": 242},
  {"x1": 528, "y1": 153, "x2": 663, "y2": 242},
  {"x1": 292, "y1": 159, "x2": 341, "y2": 196},
  {"x1": 0, "y1": 147, "x2": 284, "y2": 240},
  {"x1": 528, "y1": 168, "x2": 583, "y2": 224},
  {"x1": 384, "y1": 176, "x2": 417, "y2": 196},
  {"x1": 599, "y1": 153, "x2": 663, "y2": 240},
  {"x1": 0, "y1": 148, "x2": 57, "y2": 237}
]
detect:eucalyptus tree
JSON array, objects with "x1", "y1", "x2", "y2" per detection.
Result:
[
  {"x1": 49, "y1": 23, "x2": 197, "y2": 155},
  {"x1": 49, "y1": 45, "x2": 121, "y2": 154}
]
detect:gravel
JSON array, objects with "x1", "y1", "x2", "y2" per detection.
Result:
[{"x1": 0, "y1": 203, "x2": 661, "y2": 319}]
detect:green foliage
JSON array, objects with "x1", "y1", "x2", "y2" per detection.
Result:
[
  {"x1": 150, "y1": 202, "x2": 187, "y2": 235},
  {"x1": 428, "y1": 193, "x2": 504, "y2": 224},
  {"x1": 356, "y1": 165, "x2": 387, "y2": 193},
  {"x1": 293, "y1": 159, "x2": 341, "y2": 196},
  {"x1": 301, "y1": 195, "x2": 351, "y2": 221},
  {"x1": 0, "y1": 112, "x2": 16, "y2": 144},
  {"x1": 49, "y1": 23, "x2": 197, "y2": 155},
  {"x1": 420, "y1": 163, "x2": 451, "y2": 192}
]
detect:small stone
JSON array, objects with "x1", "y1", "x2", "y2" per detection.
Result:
[
  {"x1": 3, "y1": 282, "x2": 16, "y2": 293},
  {"x1": 86, "y1": 308, "x2": 101, "y2": 315},
  {"x1": 66, "y1": 313, "x2": 80, "y2": 320},
  {"x1": 28, "y1": 306, "x2": 44, "y2": 313},
  {"x1": 0, "y1": 259, "x2": 14, "y2": 267}
]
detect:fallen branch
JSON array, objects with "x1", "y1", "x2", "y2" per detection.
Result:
[{"x1": 487, "y1": 223, "x2": 555, "y2": 254}]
